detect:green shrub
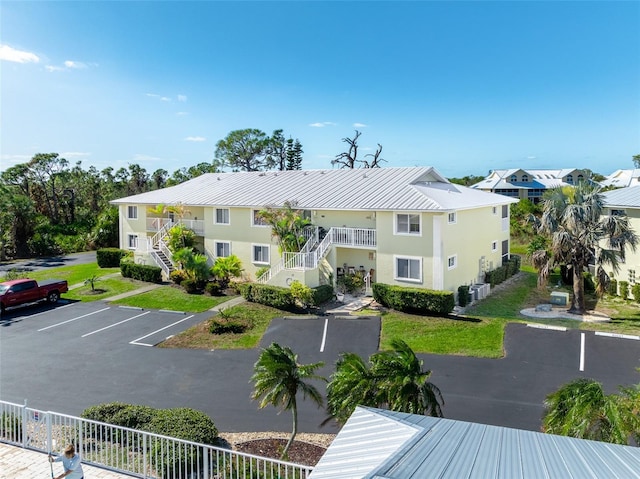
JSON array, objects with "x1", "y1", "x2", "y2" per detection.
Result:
[
  {"x1": 111, "y1": 405, "x2": 155, "y2": 430},
  {"x1": 632, "y1": 284, "x2": 640, "y2": 303},
  {"x1": 485, "y1": 256, "x2": 521, "y2": 287},
  {"x1": 372, "y1": 283, "x2": 455, "y2": 315},
  {"x1": 146, "y1": 408, "x2": 218, "y2": 479},
  {"x1": 620, "y1": 281, "x2": 630, "y2": 300},
  {"x1": 458, "y1": 285, "x2": 470, "y2": 307},
  {"x1": 209, "y1": 317, "x2": 251, "y2": 334},
  {"x1": 608, "y1": 277, "x2": 618, "y2": 296},
  {"x1": 170, "y1": 269, "x2": 187, "y2": 285},
  {"x1": 240, "y1": 283, "x2": 295, "y2": 311},
  {"x1": 205, "y1": 280, "x2": 224, "y2": 296},
  {"x1": 81, "y1": 402, "x2": 130, "y2": 423},
  {"x1": 181, "y1": 279, "x2": 199, "y2": 294},
  {"x1": 312, "y1": 284, "x2": 334, "y2": 305},
  {"x1": 97, "y1": 248, "x2": 128, "y2": 268},
  {"x1": 120, "y1": 262, "x2": 162, "y2": 283},
  {"x1": 1, "y1": 269, "x2": 27, "y2": 281},
  {"x1": 0, "y1": 412, "x2": 22, "y2": 442},
  {"x1": 290, "y1": 280, "x2": 314, "y2": 309},
  {"x1": 583, "y1": 272, "x2": 595, "y2": 294}
]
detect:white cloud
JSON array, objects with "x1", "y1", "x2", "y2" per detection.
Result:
[
  {"x1": 64, "y1": 60, "x2": 87, "y2": 69},
  {"x1": 160, "y1": 97, "x2": 171, "y2": 102},
  {"x1": 178, "y1": 94, "x2": 187, "y2": 102},
  {"x1": 46, "y1": 60, "x2": 93, "y2": 72},
  {"x1": 61, "y1": 151, "x2": 91, "y2": 159},
  {"x1": 176, "y1": 111, "x2": 189, "y2": 116},
  {"x1": 45, "y1": 65, "x2": 64, "y2": 72},
  {"x1": 353, "y1": 123, "x2": 368, "y2": 128},
  {"x1": 0, "y1": 44, "x2": 40, "y2": 63},
  {"x1": 132, "y1": 154, "x2": 162, "y2": 163},
  {"x1": 309, "y1": 121, "x2": 337, "y2": 128},
  {"x1": 527, "y1": 156, "x2": 537, "y2": 160},
  {"x1": 146, "y1": 93, "x2": 160, "y2": 98},
  {"x1": 185, "y1": 136, "x2": 206, "y2": 142}
]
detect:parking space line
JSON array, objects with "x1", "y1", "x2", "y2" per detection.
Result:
[
  {"x1": 595, "y1": 331, "x2": 640, "y2": 341},
  {"x1": 526, "y1": 323, "x2": 567, "y2": 332},
  {"x1": 320, "y1": 317, "x2": 328, "y2": 352},
  {"x1": 37, "y1": 307, "x2": 111, "y2": 331},
  {"x1": 130, "y1": 314, "x2": 194, "y2": 347},
  {"x1": 579, "y1": 333, "x2": 585, "y2": 372},
  {"x1": 81, "y1": 311, "x2": 151, "y2": 337}
]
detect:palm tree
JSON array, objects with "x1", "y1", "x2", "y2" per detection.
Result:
[
  {"x1": 251, "y1": 343, "x2": 325, "y2": 459},
  {"x1": 531, "y1": 183, "x2": 638, "y2": 314},
  {"x1": 542, "y1": 378, "x2": 630, "y2": 444},
  {"x1": 257, "y1": 201, "x2": 311, "y2": 254},
  {"x1": 326, "y1": 352, "x2": 377, "y2": 424},
  {"x1": 210, "y1": 255, "x2": 243, "y2": 289},
  {"x1": 326, "y1": 340, "x2": 444, "y2": 424},
  {"x1": 372, "y1": 339, "x2": 444, "y2": 417}
]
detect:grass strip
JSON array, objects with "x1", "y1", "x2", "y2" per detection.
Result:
[{"x1": 111, "y1": 286, "x2": 234, "y2": 313}]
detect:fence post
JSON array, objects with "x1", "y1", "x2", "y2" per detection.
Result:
[
  {"x1": 21, "y1": 399, "x2": 27, "y2": 448},
  {"x1": 202, "y1": 446, "x2": 209, "y2": 479},
  {"x1": 143, "y1": 433, "x2": 148, "y2": 478},
  {"x1": 46, "y1": 411, "x2": 52, "y2": 454}
]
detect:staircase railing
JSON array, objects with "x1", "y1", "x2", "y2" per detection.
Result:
[
  {"x1": 148, "y1": 220, "x2": 176, "y2": 276},
  {"x1": 256, "y1": 227, "x2": 375, "y2": 284}
]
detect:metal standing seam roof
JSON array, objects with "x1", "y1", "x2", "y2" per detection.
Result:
[
  {"x1": 110, "y1": 167, "x2": 516, "y2": 212},
  {"x1": 310, "y1": 407, "x2": 640, "y2": 479},
  {"x1": 472, "y1": 169, "x2": 585, "y2": 190},
  {"x1": 603, "y1": 185, "x2": 640, "y2": 208},
  {"x1": 601, "y1": 170, "x2": 640, "y2": 188}
]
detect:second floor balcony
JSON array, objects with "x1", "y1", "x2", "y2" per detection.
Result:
[{"x1": 147, "y1": 218, "x2": 205, "y2": 236}]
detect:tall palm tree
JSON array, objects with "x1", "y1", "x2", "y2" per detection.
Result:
[
  {"x1": 251, "y1": 343, "x2": 325, "y2": 459},
  {"x1": 257, "y1": 201, "x2": 311, "y2": 254},
  {"x1": 531, "y1": 183, "x2": 638, "y2": 314},
  {"x1": 326, "y1": 340, "x2": 444, "y2": 424},
  {"x1": 542, "y1": 378, "x2": 630, "y2": 444}
]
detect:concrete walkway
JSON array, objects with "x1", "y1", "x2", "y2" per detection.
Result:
[{"x1": 0, "y1": 443, "x2": 134, "y2": 478}]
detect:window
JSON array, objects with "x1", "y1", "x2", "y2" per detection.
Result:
[
  {"x1": 492, "y1": 241, "x2": 498, "y2": 252},
  {"x1": 577, "y1": 174, "x2": 584, "y2": 183},
  {"x1": 447, "y1": 255, "x2": 457, "y2": 270},
  {"x1": 215, "y1": 241, "x2": 230, "y2": 257},
  {"x1": 502, "y1": 205, "x2": 509, "y2": 219},
  {"x1": 253, "y1": 210, "x2": 268, "y2": 226},
  {"x1": 521, "y1": 174, "x2": 529, "y2": 182},
  {"x1": 128, "y1": 234, "x2": 138, "y2": 249},
  {"x1": 629, "y1": 269, "x2": 636, "y2": 284},
  {"x1": 566, "y1": 174, "x2": 574, "y2": 184},
  {"x1": 394, "y1": 256, "x2": 422, "y2": 282},
  {"x1": 448, "y1": 212, "x2": 456, "y2": 224},
  {"x1": 509, "y1": 175, "x2": 517, "y2": 183},
  {"x1": 127, "y1": 206, "x2": 138, "y2": 219},
  {"x1": 396, "y1": 214, "x2": 420, "y2": 234},
  {"x1": 252, "y1": 244, "x2": 270, "y2": 264},
  {"x1": 215, "y1": 208, "x2": 230, "y2": 224},
  {"x1": 611, "y1": 209, "x2": 627, "y2": 216}
]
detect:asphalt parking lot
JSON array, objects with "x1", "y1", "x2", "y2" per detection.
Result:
[{"x1": 1, "y1": 299, "x2": 639, "y2": 434}]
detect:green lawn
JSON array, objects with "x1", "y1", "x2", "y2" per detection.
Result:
[
  {"x1": 64, "y1": 278, "x2": 143, "y2": 302},
  {"x1": 2, "y1": 262, "x2": 120, "y2": 286},
  {"x1": 111, "y1": 286, "x2": 235, "y2": 313},
  {"x1": 159, "y1": 302, "x2": 304, "y2": 349},
  {"x1": 380, "y1": 311, "x2": 505, "y2": 358}
]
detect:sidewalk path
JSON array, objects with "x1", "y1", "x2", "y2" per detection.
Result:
[{"x1": 0, "y1": 443, "x2": 134, "y2": 479}]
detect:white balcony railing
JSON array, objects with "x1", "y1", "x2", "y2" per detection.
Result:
[
  {"x1": 0, "y1": 399, "x2": 313, "y2": 479},
  {"x1": 147, "y1": 218, "x2": 205, "y2": 236}
]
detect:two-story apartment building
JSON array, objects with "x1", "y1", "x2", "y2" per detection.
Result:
[
  {"x1": 472, "y1": 168, "x2": 590, "y2": 203},
  {"x1": 111, "y1": 167, "x2": 517, "y2": 295}
]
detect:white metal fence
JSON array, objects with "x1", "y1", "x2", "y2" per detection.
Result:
[{"x1": 0, "y1": 400, "x2": 313, "y2": 479}]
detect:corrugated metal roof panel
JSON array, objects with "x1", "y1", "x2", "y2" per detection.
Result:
[
  {"x1": 603, "y1": 185, "x2": 640, "y2": 208},
  {"x1": 111, "y1": 167, "x2": 514, "y2": 211}
]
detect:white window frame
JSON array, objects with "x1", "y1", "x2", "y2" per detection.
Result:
[
  {"x1": 214, "y1": 241, "x2": 231, "y2": 258},
  {"x1": 252, "y1": 210, "x2": 268, "y2": 227},
  {"x1": 214, "y1": 208, "x2": 230, "y2": 225},
  {"x1": 394, "y1": 255, "x2": 422, "y2": 283},
  {"x1": 447, "y1": 254, "x2": 457, "y2": 270},
  {"x1": 448, "y1": 212, "x2": 457, "y2": 224},
  {"x1": 491, "y1": 241, "x2": 498, "y2": 252},
  {"x1": 252, "y1": 244, "x2": 270, "y2": 264},
  {"x1": 127, "y1": 234, "x2": 138, "y2": 250},
  {"x1": 394, "y1": 213, "x2": 421, "y2": 235},
  {"x1": 127, "y1": 205, "x2": 138, "y2": 219}
]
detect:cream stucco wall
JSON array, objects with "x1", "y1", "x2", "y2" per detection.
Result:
[{"x1": 605, "y1": 208, "x2": 640, "y2": 288}]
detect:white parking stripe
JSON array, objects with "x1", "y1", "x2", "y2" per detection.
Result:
[
  {"x1": 37, "y1": 307, "x2": 111, "y2": 331},
  {"x1": 595, "y1": 331, "x2": 640, "y2": 341},
  {"x1": 579, "y1": 333, "x2": 585, "y2": 372},
  {"x1": 526, "y1": 323, "x2": 567, "y2": 332},
  {"x1": 130, "y1": 315, "x2": 194, "y2": 346},
  {"x1": 320, "y1": 317, "x2": 329, "y2": 352},
  {"x1": 81, "y1": 311, "x2": 151, "y2": 337}
]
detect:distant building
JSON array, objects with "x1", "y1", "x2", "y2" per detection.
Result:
[
  {"x1": 601, "y1": 169, "x2": 640, "y2": 189},
  {"x1": 472, "y1": 168, "x2": 590, "y2": 203}
]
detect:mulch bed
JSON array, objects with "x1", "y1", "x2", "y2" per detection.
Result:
[{"x1": 235, "y1": 438, "x2": 327, "y2": 466}]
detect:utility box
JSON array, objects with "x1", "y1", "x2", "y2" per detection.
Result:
[{"x1": 550, "y1": 291, "x2": 570, "y2": 306}]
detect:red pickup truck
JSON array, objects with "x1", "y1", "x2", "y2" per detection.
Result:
[{"x1": 0, "y1": 278, "x2": 69, "y2": 313}]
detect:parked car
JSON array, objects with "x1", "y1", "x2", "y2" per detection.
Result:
[{"x1": 0, "y1": 278, "x2": 69, "y2": 313}]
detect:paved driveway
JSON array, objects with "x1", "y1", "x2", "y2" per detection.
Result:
[
  {"x1": 0, "y1": 251, "x2": 97, "y2": 274},
  {"x1": 1, "y1": 301, "x2": 639, "y2": 435}
]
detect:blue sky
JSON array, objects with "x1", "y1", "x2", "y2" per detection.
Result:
[{"x1": 1, "y1": 1, "x2": 639, "y2": 178}]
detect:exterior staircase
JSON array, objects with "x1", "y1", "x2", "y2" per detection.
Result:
[{"x1": 148, "y1": 221, "x2": 176, "y2": 277}]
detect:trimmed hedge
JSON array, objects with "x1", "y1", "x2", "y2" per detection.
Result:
[
  {"x1": 97, "y1": 248, "x2": 128, "y2": 268},
  {"x1": 313, "y1": 284, "x2": 334, "y2": 305},
  {"x1": 620, "y1": 281, "x2": 629, "y2": 300},
  {"x1": 240, "y1": 283, "x2": 296, "y2": 310},
  {"x1": 372, "y1": 283, "x2": 455, "y2": 315},
  {"x1": 484, "y1": 255, "x2": 521, "y2": 287},
  {"x1": 120, "y1": 262, "x2": 163, "y2": 283},
  {"x1": 608, "y1": 278, "x2": 618, "y2": 296}
]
